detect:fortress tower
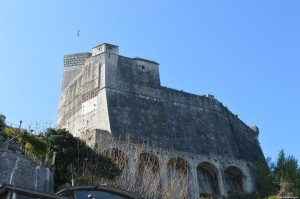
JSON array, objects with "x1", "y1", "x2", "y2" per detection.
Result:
[{"x1": 58, "y1": 43, "x2": 265, "y2": 198}]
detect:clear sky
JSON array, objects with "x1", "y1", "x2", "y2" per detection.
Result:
[{"x1": 0, "y1": 1, "x2": 299, "y2": 162}]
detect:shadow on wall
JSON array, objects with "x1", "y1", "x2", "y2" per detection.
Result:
[
  {"x1": 225, "y1": 166, "x2": 245, "y2": 195},
  {"x1": 197, "y1": 162, "x2": 220, "y2": 196}
]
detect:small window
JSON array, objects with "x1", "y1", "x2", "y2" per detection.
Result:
[{"x1": 141, "y1": 65, "x2": 145, "y2": 70}]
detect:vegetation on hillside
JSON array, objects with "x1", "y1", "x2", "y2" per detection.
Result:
[
  {"x1": 0, "y1": 114, "x2": 6, "y2": 132},
  {"x1": 46, "y1": 128, "x2": 121, "y2": 187},
  {"x1": 256, "y1": 150, "x2": 300, "y2": 198},
  {"x1": 0, "y1": 114, "x2": 121, "y2": 190}
]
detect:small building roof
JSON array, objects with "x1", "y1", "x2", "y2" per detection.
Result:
[{"x1": 57, "y1": 185, "x2": 142, "y2": 199}]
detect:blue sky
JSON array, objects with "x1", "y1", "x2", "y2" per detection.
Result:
[{"x1": 0, "y1": 1, "x2": 299, "y2": 162}]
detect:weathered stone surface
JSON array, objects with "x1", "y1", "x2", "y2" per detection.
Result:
[
  {"x1": 0, "y1": 150, "x2": 53, "y2": 193},
  {"x1": 62, "y1": 52, "x2": 92, "y2": 90}
]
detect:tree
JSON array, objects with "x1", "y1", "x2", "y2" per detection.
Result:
[
  {"x1": 272, "y1": 150, "x2": 300, "y2": 197},
  {"x1": 256, "y1": 157, "x2": 276, "y2": 198},
  {"x1": 44, "y1": 128, "x2": 121, "y2": 189},
  {"x1": 3, "y1": 126, "x2": 47, "y2": 156},
  {"x1": 0, "y1": 114, "x2": 6, "y2": 132},
  {"x1": 256, "y1": 150, "x2": 300, "y2": 198},
  {"x1": 2, "y1": 126, "x2": 121, "y2": 189},
  {"x1": 24, "y1": 134, "x2": 48, "y2": 157}
]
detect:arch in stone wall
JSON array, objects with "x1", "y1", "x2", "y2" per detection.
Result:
[
  {"x1": 137, "y1": 153, "x2": 160, "y2": 173},
  {"x1": 197, "y1": 162, "x2": 220, "y2": 196},
  {"x1": 135, "y1": 153, "x2": 161, "y2": 195},
  {"x1": 167, "y1": 157, "x2": 191, "y2": 198},
  {"x1": 103, "y1": 148, "x2": 128, "y2": 169},
  {"x1": 224, "y1": 166, "x2": 245, "y2": 195}
]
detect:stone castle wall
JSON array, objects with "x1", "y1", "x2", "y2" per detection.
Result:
[
  {"x1": 102, "y1": 55, "x2": 263, "y2": 164},
  {"x1": 57, "y1": 43, "x2": 265, "y2": 198}
]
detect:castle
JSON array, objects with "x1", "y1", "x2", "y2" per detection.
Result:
[{"x1": 57, "y1": 43, "x2": 265, "y2": 198}]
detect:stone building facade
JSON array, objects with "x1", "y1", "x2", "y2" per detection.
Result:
[{"x1": 57, "y1": 43, "x2": 265, "y2": 198}]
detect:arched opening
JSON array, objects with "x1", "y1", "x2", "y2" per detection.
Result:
[
  {"x1": 135, "y1": 153, "x2": 161, "y2": 197},
  {"x1": 167, "y1": 157, "x2": 190, "y2": 199},
  {"x1": 197, "y1": 162, "x2": 220, "y2": 196},
  {"x1": 103, "y1": 148, "x2": 128, "y2": 170},
  {"x1": 137, "y1": 153, "x2": 160, "y2": 174},
  {"x1": 224, "y1": 166, "x2": 245, "y2": 195}
]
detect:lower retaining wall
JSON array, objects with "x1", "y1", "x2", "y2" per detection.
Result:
[
  {"x1": 0, "y1": 150, "x2": 54, "y2": 193},
  {"x1": 93, "y1": 131, "x2": 257, "y2": 198}
]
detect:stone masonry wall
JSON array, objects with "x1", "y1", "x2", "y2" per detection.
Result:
[
  {"x1": 0, "y1": 150, "x2": 53, "y2": 193},
  {"x1": 57, "y1": 55, "x2": 101, "y2": 132},
  {"x1": 62, "y1": 53, "x2": 92, "y2": 90},
  {"x1": 92, "y1": 131, "x2": 256, "y2": 198},
  {"x1": 106, "y1": 88, "x2": 264, "y2": 164},
  {"x1": 102, "y1": 54, "x2": 264, "y2": 164}
]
